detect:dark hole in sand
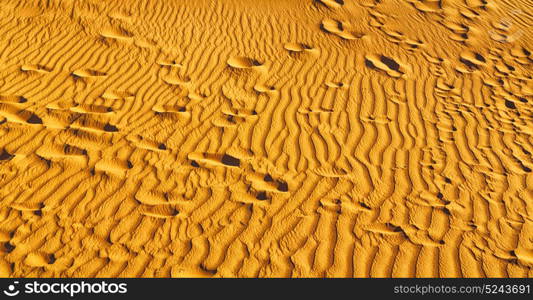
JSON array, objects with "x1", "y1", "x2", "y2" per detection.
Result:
[
  {"x1": 380, "y1": 55, "x2": 400, "y2": 71},
  {"x1": 0, "y1": 149, "x2": 14, "y2": 161},
  {"x1": 256, "y1": 191, "x2": 268, "y2": 200},
  {"x1": 277, "y1": 181, "x2": 288, "y2": 192},
  {"x1": 4, "y1": 242, "x2": 15, "y2": 253},
  {"x1": 360, "y1": 202, "x2": 371, "y2": 209},
  {"x1": 27, "y1": 114, "x2": 43, "y2": 124},
  {"x1": 460, "y1": 58, "x2": 478, "y2": 69},
  {"x1": 365, "y1": 59, "x2": 376, "y2": 69},
  {"x1": 103, "y1": 123, "x2": 119, "y2": 132},
  {"x1": 221, "y1": 154, "x2": 240, "y2": 167},
  {"x1": 505, "y1": 100, "x2": 516, "y2": 109}
]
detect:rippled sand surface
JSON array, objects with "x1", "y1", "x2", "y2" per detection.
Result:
[{"x1": 0, "y1": 0, "x2": 531, "y2": 277}]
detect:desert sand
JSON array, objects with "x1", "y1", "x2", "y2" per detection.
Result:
[{"x1": 0, "y1": 0, "x2": 531, "y2": 278}]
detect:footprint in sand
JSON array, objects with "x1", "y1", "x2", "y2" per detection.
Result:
[
  {"x1": 71, "y1": 69, "x2": 107, "y2": 79},
  {"x1": 315, "y1": 0, "x2": 344, "y2": 9},
  {"x1": 284, "y1": 42, "x2": 319, "y2": 57},
  {"x1": 364, "y1": 54, "x2": 407, "y2": 78},
  {"x1": 20, "y1": 64, "x2": 52, "y2": 74},
  {"x1": 100, "y1": 26, "x2": 134, "y2": 43},
  {"x1": 227, "y1": 56, "x2": 263, "y2": 69},
  {"x1": 320, "y1": 19, "x2": 365, "y2": 40}
]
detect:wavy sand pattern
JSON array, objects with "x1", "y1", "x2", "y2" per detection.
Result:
[{"x1": 0, "y1": 0, "x2": 531, "y2": 278}]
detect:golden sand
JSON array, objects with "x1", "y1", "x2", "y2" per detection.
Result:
[{"x1": 0, "y1": 0, "x2": 531, "y2": 278}]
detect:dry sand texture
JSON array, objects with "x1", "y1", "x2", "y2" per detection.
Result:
[{"x1": 0, "y1": 0, "x2": 531, "y2": 278}]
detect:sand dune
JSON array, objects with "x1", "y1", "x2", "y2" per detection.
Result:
[{"x1": 0, "y1": 0, "x2": 531, "y2": 277}]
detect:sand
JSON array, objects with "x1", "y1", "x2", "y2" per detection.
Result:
[{"x1": 0, "y1": 0, "x2": 531, "y2": 278}]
